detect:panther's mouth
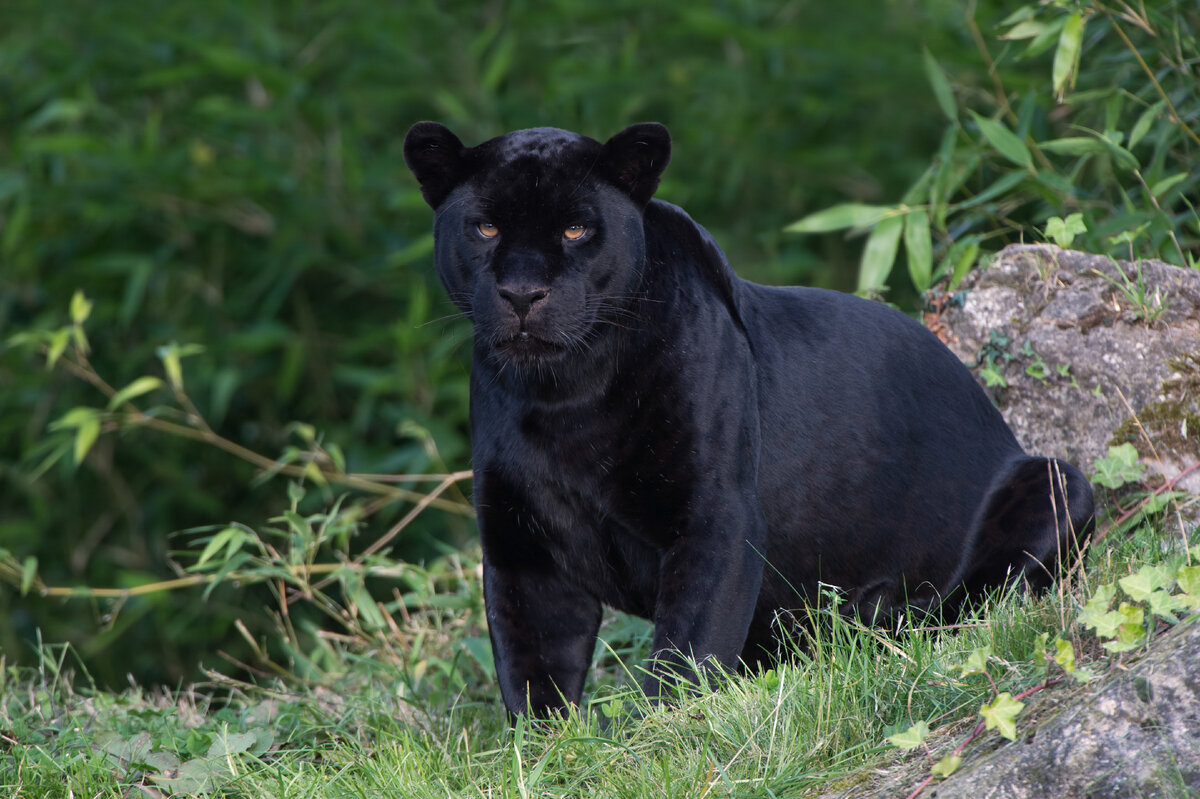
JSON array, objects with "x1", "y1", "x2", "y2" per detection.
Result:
[{"x1": 492, "y1": 331, "x2": 569, "y2": 362}]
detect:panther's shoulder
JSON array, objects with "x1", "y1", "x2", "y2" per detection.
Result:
[{"x1": 643, "y1": 200, "x2": 740, "y2": 316}]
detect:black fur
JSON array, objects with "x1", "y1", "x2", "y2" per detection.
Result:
[{"x1": 403, "y1": 122, "x2": 1094, "y2": 717}]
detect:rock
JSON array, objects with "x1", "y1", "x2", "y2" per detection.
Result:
[
  {"x1": 933, "y1": 244, "x2": 1200, "y2": 495},
  {"x1": 925, "y1": 618, "x2": 1200, "y2": 799}
]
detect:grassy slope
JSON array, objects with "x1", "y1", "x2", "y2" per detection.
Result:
[{"x1": 3, "y1": 514, "x2": 1197, "y2": 798}]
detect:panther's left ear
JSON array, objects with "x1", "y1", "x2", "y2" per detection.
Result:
[
  {"x1": 599, "y1": 123, "x2": 671, "y2": 207},
  {"x1": 404, "y1": 121, "x2": 467, "y2": 209}
]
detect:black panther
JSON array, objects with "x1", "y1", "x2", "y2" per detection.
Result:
[{"x1": 403, "y1": 121, "x2": 1093, "y2": 718}]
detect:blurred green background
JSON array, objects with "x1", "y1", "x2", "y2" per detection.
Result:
[{"x1": 2, "y1": 0, "x2": 1026, "y2": 686}]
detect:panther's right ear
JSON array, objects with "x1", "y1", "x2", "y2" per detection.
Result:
[{"x1": 404, "y1": 122, "x2": 467, "y2": 209}]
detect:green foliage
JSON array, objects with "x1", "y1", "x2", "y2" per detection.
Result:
[
  {"x1": 0, "y1": 0, "x2": 1011, "y2": 687},
  {"x1": 1090, "y1": 442, "x2": 1145, "y2": 488},
  {"x1": 789, "y1": 0, "x2": 1200, "y2": 295}
]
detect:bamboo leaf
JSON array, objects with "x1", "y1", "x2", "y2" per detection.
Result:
[
  {"x1": 20, "y1": 556, "x2": 38, "y2": 596},
  {"x1": 1039, "y1": 137, "x2": 1109, "y2": 158},
  {"x1": 969, "y1": 112, "x2": 1032, "y2": 170},
  {"x1": 956, "y1": 170, "x2": 1027, "y2": 210},
  {"x1": 107, "y1": 377, "x2": 164, "y2": 410},
  {"x1": 1128, "y1": 101, "x2": 1164, "y2": 150},
  {"x1": 785, "y1": 203, "x2": 891, "y2": 234},
  {"x1": 922, "y1": 49, "x2": 957, "y2": 122},
  {"x1": 904, "y1": 209, "x2": 933, "y2": 292},
  {"x1": 1053, "y1": 13, "x2": 1085, "y2": 100},
  {"x1": 74, "y1": 415, "x2": 100, "y2": 464},
  {"x1": 70, "y1": 290, "x2": 93, "y2": 325},
  {"x1": 857, "y1": 214, "x2": 904, "y2": 293}
]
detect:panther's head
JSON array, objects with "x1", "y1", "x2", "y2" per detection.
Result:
[{"x1": 403, "y1": 122, "x2": 670, "y2": 368}]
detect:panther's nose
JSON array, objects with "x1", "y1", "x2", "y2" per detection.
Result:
[{"x1": 497, "y1": 286, "x2": 549, "y2": 320}]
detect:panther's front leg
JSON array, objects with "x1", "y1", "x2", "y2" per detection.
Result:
[
  {"x1": 480, "y1": 509, "x2": 602, "y2": 718},
  {"x1": 642, "y1": 497, "x2": 768, "y2": 700}
]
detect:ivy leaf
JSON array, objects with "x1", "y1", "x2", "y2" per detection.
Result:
[
  {"x1": 1119, "y1": 564, "x2": 1173, "y2": 603},
  {"x1": 887, "y1": 720, "x2": 930, "y2": 750},
  {"x1": 1053, "y1": 639, "x2": 1076, "y2": 673},
  {"x1": 980, "y1": 365, "x2": 1008, "y2": 387},
  {"x1": 1044, "y1": 213, "x2": 1086, "y2": 248},
  {"x1": 1090, "y1": 443, "x2": 1145, "y2": 488},
  {"x1": 931, "y1": 753, "x2": 962, "y2": 778},
  {"x1": 980, "y1": 692, "x2": 1025, "y2": 741},
  {"x1": 1146, "y1": 589, "x2": 1186, "y2": 623},
  {"x1": 1077, "y1": 583, "x2": 1119, "y2": 636},
  {"x1": 1102, "y1": 602, "x2": 1147, "y2": 653},
  {"x1": 1177, "y1": 565, "x2": 1200, "y2": 610},
  {"x1": 955, "y1": 646, "x2": 991, "y2": 678}
]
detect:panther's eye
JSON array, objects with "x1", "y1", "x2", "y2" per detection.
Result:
[
  {"x1": 564, "y1": 225, "x2": 588, "y2": 241},
  {"x1": 476, "y1": 222, "x2": 499, "y2": 239}
]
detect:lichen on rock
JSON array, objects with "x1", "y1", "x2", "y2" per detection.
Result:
[{"x1": 936, "y1": 244, "x2": 1200, "y2": 496}]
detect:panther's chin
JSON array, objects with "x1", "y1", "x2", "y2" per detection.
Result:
[{"x1": 490, "y1": 332, "x2": 571, "y2": 366}]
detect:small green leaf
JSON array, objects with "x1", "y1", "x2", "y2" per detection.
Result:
[
  {"x1": 980, "y1": 365, "x2": 1007, "y2": 387},
  {"x1": 956, "y1": 646, "x2": 991, "y2": 677},
  {"x1": 969, "y1": 111, "x2": 1033, "y2": 170},
  {"x1": 205, "y1": 731, "x2": 256, "y2": 759},
  {"x1": 980, "y1": 692, "x2": 1025, "y2": 741},
  {"x1": 922, "y1": 48, "x2": 957, "y2": 122},
  {"x1": 107, "y1": 377, "x2": 164, "y2": 410},
  {"x1": 1128, "y1": 101, "x2": 1164, "y2": 150},
  {"x1": 1090, "y1": 443, "x2": 1145, "y2": 488},
  {"x1": 931, "y1": 754, "x2": 962, "y2": 778},
  {"x1": 1053, "y1": 639, "x2": 1076, "y2": 673},
  {"x1": 857, "y1": 214, "x2": 904, "y2": 293},
  {"x1": 785, "y1": 203, "x2": 891, "y2": 234},
  {"x1": 1052, "y1": 13, "x2": 1085, "y2": 99},
  {"x1": 156, "y1": 342, "x2": 205, "y2": 392},
  {"x1": 1044, "y1": 213, "x2": 1086, "y2": 248},
  {"x1": 1150, "y1": 173, "x2": 1188, "y2": 199},
  {"x1": 20, "y1": 556, "x2": 38, "y2": 596},
  {"x1": 70, "y1": 291, "x2": 93, "y2": 325},
  {"x1": 1000, "y1": 19, "x2": 1047, "y2": 40},
  {"x1": 196, "y1": 527, "x2": 244, "y2": 568},
  {"x1": 904, "y1": 209, "x2": 933, "y2": 292},
  {"x1": 1119, "y1": 564, "x2": 1173, "y2": 603},
  {"x1": 887, "y1": 720, "x2": 930, "y2": 750},
  {"x1": 74, "y1": 415, "x2": 100, "y2": 464},
  {"x1": 1101, "y1": 602, "x2": 1147, "y2": 652},
  {"x1": 945, "y1": 235, "x2": 981, "y2": 288},
  {"x1": 46, "y1": 328, "x2": 70, "y2": 370},
  {"x1": 1146, "y1": 589, "x2": 1186, "y2": 622},
  {"x1": 1177, "y1": 565, "x2": 1200, "y2": 610},
  {"x1": 957, "y1": 170, "x2": 1027, "y2": 210},
  {"x1": 351, "y1": 585, "x2": 386, "y2": 631}
]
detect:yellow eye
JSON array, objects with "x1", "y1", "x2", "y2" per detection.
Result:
[
  {"x1": 564, "y1": 225, "x2": 587, "y2": 241},
  {"x1": 477, "y1": 222, "x2": 499, "y2": 239}
]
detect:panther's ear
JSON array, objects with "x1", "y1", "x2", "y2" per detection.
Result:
[
  {"x1": 404, "y1": 122, "x2": 467, "y2": 209},
  {"x1": 599, "y1": 123, "x2": 671, "y2": 207}
]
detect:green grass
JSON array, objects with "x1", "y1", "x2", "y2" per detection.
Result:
[{"x1": 4, "y1": 514, "x2": 1196, "y2": 798}]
